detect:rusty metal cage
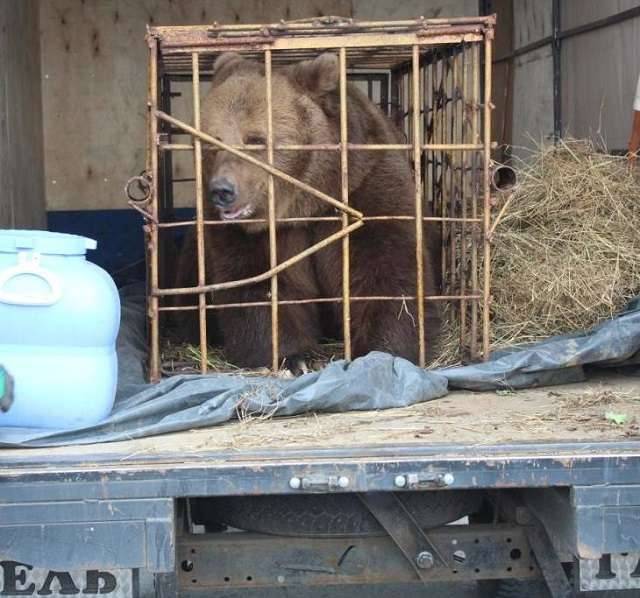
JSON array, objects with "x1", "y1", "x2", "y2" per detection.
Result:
[{"x1": 133, "y1": 15, "x2": 496, "y2": 382}]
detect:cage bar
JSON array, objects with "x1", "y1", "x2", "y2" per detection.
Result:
[
  {"x1": 339, "y1": 47, "x2": 352, "y2": 361},
  {"x1": 160, "y1": 142, "x2": 487, "y2": 152},
  {"x1": 459, "y1": 44, "x2": 468, "y2": 352},
  {"x1": 482, "y1": 33, "x2": 493, "y2": 360},
  {"x1": 157, "y1": 294, "x2": 483, "y2": 312},
  {"x1": 449, "y1": 50, "x2": 458, "y2": 325},
  {"x1": 470, "y1": 42, "x2": 480, "y2": 359},
  {"x1": 265, "y1": 49, "x2": 279, "y2": 371},
  {"x1": 147, "y1": 36, "x2": 161, "y2": 382},
  {"x1": 412, "y1": 45, "x2": 426, "y2": 367},
  {"x1": 156, "y1": 215, "x2": 483, "y2": 228},
  {"x1": 191, "y1": 52, "x2": 208, "y2": 374}
]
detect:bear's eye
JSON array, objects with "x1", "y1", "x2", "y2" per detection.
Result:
[{"x1": 244, "y1": 135, "x2": 266, "y2": 146}]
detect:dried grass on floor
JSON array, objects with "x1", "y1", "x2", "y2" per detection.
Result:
[{"x1": 161, "y1": 339, "x2": 344, "y2": 377}]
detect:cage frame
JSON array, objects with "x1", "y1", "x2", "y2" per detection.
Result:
[{"x1": 139, "y1": 15, "x2": 496, "y2": 382}]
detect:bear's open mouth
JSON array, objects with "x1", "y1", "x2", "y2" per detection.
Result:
[{"x1": 219, "y1": 204, "x2": 255, "y2": 220}]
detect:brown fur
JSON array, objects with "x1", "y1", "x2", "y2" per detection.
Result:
[{"x1": 175, "y1": 52, "x2": 441, "y2": 367}]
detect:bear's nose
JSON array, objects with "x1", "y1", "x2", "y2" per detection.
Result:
[{"x1": 208, "y1": 177, "x2": 237, "y2": 207}]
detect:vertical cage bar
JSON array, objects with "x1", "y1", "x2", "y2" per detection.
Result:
[
  {"x1": 404, "y1": 67, "x2": 409, "y2": 141},
  {"x1": 482, "y1": 34, "x2": 493, "y2": 360},
  {"x1": 412, "y1": 45, "x2": 426, "y2": 367},
  {"x1": 339, "y1": 47, "x2": 352, "y2": 361},
  {"x1": 438, "y1": 56, "x2": 447, "y2": 297},
  {"x1": 265, "y1": 49, "x2": 279, "y2": 371},
  {"x1": 148, "y1": 37, "x2": 161, "y2": 383},
  {"x1": 423, "y1": 62, "x2": 431, "y2": 234},
  {"x1": 448, "y1": 52, "x2": 457, "y2": 323},
  {"x1": 420, "y1": 65, "x2": 427, "y2": 193},
  {"x1": 191, "y1": 52, "x2": 208, "y2": 374},
  {"x1": 421, "y1": 62, "x2": 427, "y2": 209},
  {"x1": 158, "y1": 76, "x2": 173, "y2": 218},
  {"x1": 470, "y1": 43, "x2": 480, "y2": 359},
  {"x1": 459, "y1": 45, "x2": 468, "y2": 352},
  {"x1": 429, "y1": 61, "x2": 439, "y2": 295},
  {"x1": 391, "y1": 67, "x2": 402, "y2": 128}
]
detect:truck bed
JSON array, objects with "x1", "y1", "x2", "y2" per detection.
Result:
[{"x1": 1, "y1": 371, "x2": 639, "y2": 471}]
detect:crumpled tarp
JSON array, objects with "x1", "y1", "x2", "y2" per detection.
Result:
[
  {"x1": 1, "y1": 285, "x2": 639, "y2": 447},
  {"x1": 442, "y1": 297, "x2": 640, "y2": 391}
]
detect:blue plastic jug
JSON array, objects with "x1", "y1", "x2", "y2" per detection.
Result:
[{"x1": 0, "y1": 230, "x2": 120, "y2": 429}]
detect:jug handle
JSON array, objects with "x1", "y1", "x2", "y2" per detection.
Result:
[{"x1": 0, "y1": 253, "x2": 62, "y2": 306}]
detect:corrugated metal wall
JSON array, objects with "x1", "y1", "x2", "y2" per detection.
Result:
[
  {"x1": 505, "y1": 0, "x2": 640, "y2": 156},
  {"x1": 511, "y1": 0, "x2": 553, "y2": 154},
  {"x1": 562, "y1": 0, "x2": 640, "y2": 149}
]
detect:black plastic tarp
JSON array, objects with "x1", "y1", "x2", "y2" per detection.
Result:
[{"x1": 1, "y1": 285, "x2": 639, "y2": 447}]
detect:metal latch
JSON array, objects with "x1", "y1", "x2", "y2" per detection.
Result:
[
  {"x1": 289, "y1": 474, "x2": 350, "y2": 492},
  {"x1": 394, "y1": 472, "x2": 455, "y2": 489}
]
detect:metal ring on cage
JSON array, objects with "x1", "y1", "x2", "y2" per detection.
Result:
[{"x1": 125, "y1": 171, "x2": 153, "y2": 203}]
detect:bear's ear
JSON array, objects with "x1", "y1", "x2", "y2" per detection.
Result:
[
  {"x1": 291, "y1": 53, "x2": 339, "y2": 96},
  {"x1": 211, "y1": 52, "x2": 245, "y2": 81}
]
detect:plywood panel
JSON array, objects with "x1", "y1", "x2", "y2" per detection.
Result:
[
  {"x1": 40, "y1": 0, "x2": 352, "y2": 211},
  {"x1": 0, "y1": 0, "x2": 46, "y2": 229}
]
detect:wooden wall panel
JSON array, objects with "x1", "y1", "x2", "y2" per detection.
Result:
[
  {"x1": 40, "y1": 0, "x2": 351, "y2": 212},
  {"x1": 0, "y1": 0, "x2": 46, "y2": 229}
]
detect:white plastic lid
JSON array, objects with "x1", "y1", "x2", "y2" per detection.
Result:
[{"x1": 0, "y1": 230, "x2": 97, "y2": 256}]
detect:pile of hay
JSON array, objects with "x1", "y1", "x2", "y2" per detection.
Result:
[{"x1": 490, "y1": 139, "x2": 640, "y2": 347}]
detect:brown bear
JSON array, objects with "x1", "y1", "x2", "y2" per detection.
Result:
[{"x1": 175, "y1": 52, "x2": 441, "y2": 369}]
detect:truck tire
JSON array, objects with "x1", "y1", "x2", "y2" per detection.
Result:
[{"x1": 191, "y1": 490, "x2": 485, "y2": 537}]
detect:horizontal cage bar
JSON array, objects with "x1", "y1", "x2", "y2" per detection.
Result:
[
  {"x1": 158, "y1": 295, "x2": 482, "y2": 311},
  {"x1": 159, "y1": 143, "x2": 491, "y2": 151},
  {"x1": 156, "y1": 216, "x2": 483, "y2": 228}
]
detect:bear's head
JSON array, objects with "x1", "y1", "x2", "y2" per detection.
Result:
[{"x1": 201, "y1": 52, "x2": 342, "y2": 231}]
